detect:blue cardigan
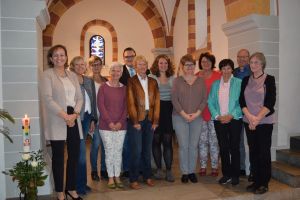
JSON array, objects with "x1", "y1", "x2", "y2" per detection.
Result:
[{"x1": 208, "y1": 77, "x2": 242, "y2": 120}]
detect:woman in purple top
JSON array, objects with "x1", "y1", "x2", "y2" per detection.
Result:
[
  {"x1": 239, "y1": 52, "x2": 276, "y2": 194},
  {"x1": 98, "y1": 62, "x2": 127, "y2": 189}
]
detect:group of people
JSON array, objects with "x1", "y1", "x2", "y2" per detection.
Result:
[{"x1": 40, "y1": 45, "x2": 276, "y2": 200}]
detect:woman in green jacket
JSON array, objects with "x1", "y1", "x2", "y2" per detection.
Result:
[{"x1": 208, "y1": 59, "x2": 242, "y2": 186}]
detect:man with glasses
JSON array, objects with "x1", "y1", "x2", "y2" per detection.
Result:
[
  {"x1": 233, "y1": 49, "x2": 252, "y2": 181},
  {"x1": 120, "y1": 47, "x2": 137, "y2": 86}
]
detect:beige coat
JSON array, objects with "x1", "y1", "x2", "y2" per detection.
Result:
[{"x1": 40, "y1": 68, "x2": 83, "y2": 141}]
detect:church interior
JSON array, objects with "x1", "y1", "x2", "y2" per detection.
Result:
[{"x1": 1, "y1": 0, "x2": 300, "y2": 199}]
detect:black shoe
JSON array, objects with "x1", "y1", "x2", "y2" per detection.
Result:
[
  {"x1": 246, "y1": 183, "x2": 258, "y2": 192},
  {"x1": 218, "y1": 176, "x2": 231, "y2": 185},
  {"x1": 65, "y1": 191, "x2": 82, "y2": 200},
  {"x1": 91, "y1": 171, "x2": 100, "y2": 181},
  {"x1": 181, "y1": 174, "x2": 189, "y2": 183},
  {"x1": 231, "y1": 177, "x2": 239, "y2": 186},
  {"x1": 254, "y1": 186, "x2": 268, "y2": 194},
  {"x1": 248, "y1": 173, "x2": 254, "y2": 182},
  {"x1": 101, "y1": 170, "x2": 108, "y2": 180},
  {"x1": 240, "y1": 170, "x2": 246, "y2": 176},
  {"x1": 188, "y1": 173, "x2": 198, "y2": 183},
  {"x1": 121, "y1": 171, "x2": 129, "y2": 178}
]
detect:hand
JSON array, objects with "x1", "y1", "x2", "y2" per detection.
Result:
[
  {"x1": 109, "y1": 122, "x2": 117, "y2": 131},
  {"x1": 89, "y1": 121, "x2": 95, "y2": 133},
  {"x1": 67, "y1": 120, "x2": 75, "y2": 127},
  {"x1": 220, "y1": 114, "x2": 233, "y2": 124},
  {"x1": 133, "y1": 124, "x2": 141, "y2": 130},
  {"x1": 115, "y1": 122, "x2": 122, "y2": 131},
  {"x1": 152, "y1": 124, "x2": 158, "y2": 130},
  {"x1": 181, "y1": 111, "x2": 192, "y2": 122},
  {"x1": 189, "y1": 111, "x2": 201, "y2": 122},
  {"x1": 249, "y1": 123, "x2": 256, "y2": 130}
]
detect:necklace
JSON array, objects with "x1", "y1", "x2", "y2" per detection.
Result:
[{"x1": 253, "y1": 72, "x2": 264, "y2": 79}]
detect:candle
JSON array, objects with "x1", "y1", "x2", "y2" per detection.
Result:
[{"x1": 22, "y1": 114, "x2": 31, "y2": 152}]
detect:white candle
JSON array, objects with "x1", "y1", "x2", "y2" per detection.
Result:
[{"x1": 22, "y1": 114, "x2": 31, "y2": 152}]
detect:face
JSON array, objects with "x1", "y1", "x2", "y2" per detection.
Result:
[
  {"x1": 201, "y1": 57, "x2": 212, "y2": 71},
  {"x1": 50, "y1": 47, "x2": 67, "y2": 68},
  {"x1": 135, "y1": 60, "x2": 148, "y2": 76},
  {"x1": 158, "y1": 58, "x2": 168, "y2": 73},
  {"x1": 221, "y1": 65, "x2": 233, "y2": 79},
  {"x1": 249, "y1": 56, "x2": 263, "y2": 74},
  {"x1": 73, "y1": 59, "x2": 86, "y2": 75},
  {"x1": 91, "y1": 61, "x2": 102, "y2": 74},
  {"x1": 182, "y1": 61, "x2": 196, "y2": 75},
  {"x1": 237, "y1": 50, "x2": 250, "y2": 67},
  {"x1": 123, "y1": 50, "x2": 136, "y2": 66},
  {"x1": 110, "y1": 67, "x2": 122, "y2": 81}
]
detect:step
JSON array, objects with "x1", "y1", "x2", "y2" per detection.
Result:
[
  {"x1": 272, "y1": 161, "x2": 300, "y2": 187},
  {"x1": 290, "y1": 136, "x2": 300, "y2": 151},
  {"x1": 276, "y1": 149, "x2": 300, "y2": 168}
]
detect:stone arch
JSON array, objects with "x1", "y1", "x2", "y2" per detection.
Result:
[
  {"x1": 43, "y1": 0, "x2": 167, "y2": 48},
  {"x1": 80, "y1": 19, "x2": 118, "y2": 61}
]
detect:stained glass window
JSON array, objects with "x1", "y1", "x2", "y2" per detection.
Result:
[{"x1": 90, "y1": 35, "x2": 105, "y2": 64}]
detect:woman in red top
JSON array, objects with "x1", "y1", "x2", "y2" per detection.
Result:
[{"x1": 196, "y1": 52, "x2": 221, "y2": 176}]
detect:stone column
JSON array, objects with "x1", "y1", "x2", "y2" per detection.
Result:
[
  {"x1": 222, "y1": 14, "x2": 280, "y2": 170},
  {"x1": 0, "y1": 0, "x2": 51, "y2": 198}
]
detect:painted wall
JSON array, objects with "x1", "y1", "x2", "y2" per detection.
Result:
[
  {"x1": 278, "y1": 0, "x2": 300, "y2": 146},
  {"x1": 195, "y1": 0, "x2": 207, "y2": 49},
  {"x1": 0, "y1": 0, "x2": 6, "y2": 198},
  {"x1": 53, "y1": 0, "x2": 155, "y2": 67},
  {"x1": 173, "y1": 0, "x2": 188, "y2": 73},
  {"x1": 211, "y1": 0, "x2": 228, "y2": 65}
]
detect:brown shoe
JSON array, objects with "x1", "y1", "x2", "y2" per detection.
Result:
[
  {"x1": 146, "y1": 179, "x2": 155, "y2": 187},
  {"x1": 130, "y1": 182, "x2": 141, "y2": 190}
]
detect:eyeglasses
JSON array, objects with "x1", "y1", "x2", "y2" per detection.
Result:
[
  {"x1": 250, "y1": 61, "x2": 262, "y2": 65},
  {"x1": 184, "y1": 63, "x2": 195, "y2": 67},
  {"x1": 237, "y1": 56, "x2": 249, "y2": 59},
  {"x1": 124, "y1": 56, "x2": 135, "y2": 59}
]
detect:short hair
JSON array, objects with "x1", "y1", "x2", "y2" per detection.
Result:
[
  {"x1": 88, "y1": 55, "x2": 102, "y2": 66},
  {"x1": 47, "y1": 44, "x2": 68, "y2": 68},
  {"x1": 150, "y1": 54, "x2": 174, "y2": 77},
  {"x1": 69, "y1": 56, "x2": 85, "y2": 72},
  {"x1": 237, "y1": 49, "x2": 250, "y2": 57},
  {"x1": 250, "y1": 52, "x2": 266, "y2": 71},
  {"x1": 133, "y1": 55, "x2": 148, "y2": 67},
  {"x1": 218, "y1": 59, "x2": 234, "y2": 71},
  {"x1": 180, "y1": 54, "x2": 195, "y2": 66},
  {"x1": 123, "y1": 47, "x2": 136, "y2": 57},
  {"x1": 199, "y1": 52, "x2": 216, "y2": 70},
  {"x1": 109, "y1": 62, "x2": 123, "y2": 74}
]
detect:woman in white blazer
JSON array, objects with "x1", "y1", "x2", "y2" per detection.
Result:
[{"x1": 40, "y1": 44, "x2": 83, "y2": 200}]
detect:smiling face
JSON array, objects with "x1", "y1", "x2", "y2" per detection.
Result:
[
  {"x1": 123, "y1": 50, "x2": 136, "y2": 67},
  {"x1": 158, "y1": 57, "x2": 169, "y2": 73},
  {"x1": 135, "y1": 60, "x2": 148, "y2": 76},
  {"x1": 73, "y1": 58, "x2": 86, "y2": 75},
  {"x1": 90, "y1": 60, "x2": 103, "y2": 74},
  {"x1": 200, "y1": 57, "x2": 213, "y2": 71},
  {"x1": 221, "y1": 65, "x2": 233, "y2": 80},
  {"x1": 249, "y1": 56, "x2": 263, "y2": 74},
  {"x1": 110, "y1": 66, "x2": 123, "y2": 81},
  {"x1": 50, "y1": 47, "x2": 67, "y2": 68},
  {"x1": 182, "y1": 61, "x2": 196, "y2": 75},
  {"x1": 237, "y1": 49, "x2": 250, "y2": 68}
]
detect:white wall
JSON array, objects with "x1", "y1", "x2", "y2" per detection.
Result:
[
  {"x1": 278, "y1": 0, "x2": 300, "y2": 146},
  {"x1": 211, "y1": 0, "x2": 228, "y2": 65},
  {"x1": 53, "y1": 0, "x2": 155, "y2": 67},
  {"x1": 173, "y1": 0, "x2": 188, "y2": 73},
  {"x1": 0, "y1": 0, "x2": 6, "y2": 198}
]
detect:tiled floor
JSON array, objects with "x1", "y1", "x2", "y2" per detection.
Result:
[{"x1": 12, "y1": 140, "x2": 300, "y2": 200}]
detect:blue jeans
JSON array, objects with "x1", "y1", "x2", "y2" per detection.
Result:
[
  {"x1": 128, "y1": 118, "x2": 154, "y2": 182},
  {"x1": 90, "y1": 124, "x2": 106, "y2": 172},
  {"x1": 76, "y1": 112, "x2": 91, "y2": 193}
]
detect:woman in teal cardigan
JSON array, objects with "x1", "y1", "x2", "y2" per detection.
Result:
[{"x1": 208, "y1": 59, "x2": 242, "y2": 186}]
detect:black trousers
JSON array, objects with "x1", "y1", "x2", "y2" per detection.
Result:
[
  {"x1": 245, "y1": 123, "x2": 273, "y2": 187},
  {"x1": 50, "y1": 106, "x2": 80, "y2": 192},
  {"x1": 214, "y1": 119, "x2": 242, "y2": 178}
]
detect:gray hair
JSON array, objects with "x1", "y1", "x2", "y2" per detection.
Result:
[{"x1": 109, "y1": 62, "x2": 123, "y2": 74}]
